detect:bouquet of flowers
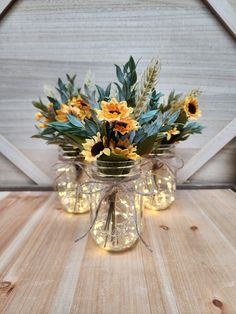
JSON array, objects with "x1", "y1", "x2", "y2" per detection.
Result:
[
  {"x1": 33, "y1": 56, "x2": 203, "y2": 161},
  {"x1": 32, "y1": 56, "x2": 203, "y2": 251}
]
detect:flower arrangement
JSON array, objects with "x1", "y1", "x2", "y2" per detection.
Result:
[
  {"x1": 33, "y1": 56, "x2": 188, "y2": 163},
  {"x1": 32, "y1": 56, "x2": 204, "y2": 251},
  {"x1": 33, "y1": 57, "x2": 203, "y2": 160}
]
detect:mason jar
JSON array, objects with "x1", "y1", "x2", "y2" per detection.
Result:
[
  {"x1": 80, "y1": 160, "x2": 144, "y2": 252},
  {"x1": 55, "y1": 145, "x2": 90, "y2": 214},
  {"x1": 143, "y1": 145, "x2": 181, "y2": 211}
]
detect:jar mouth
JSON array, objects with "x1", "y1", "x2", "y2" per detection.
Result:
[
  {"x1": 150, "y1": 144, "x2": 175, "y2": 156},
  {"x1": 92, "y1": 160, "x2": 141, "y2": 181}
]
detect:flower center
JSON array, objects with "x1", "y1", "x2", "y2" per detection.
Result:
[
  {"x1": 188, "y1": 103, "x2": 196, "y2": 114},
  {"x1": 109, "y1": 110, "x2": 121, "y2": 114},
  {"x1": 81, "y1": 103, "x2": 88, "y2": 108},
  {"x1": 116, "y1": 121, "x2": 128, "y2": 127},
  {"x1": 91, "y1": 142, "x2": 105, "y2": 156},
  {"x1": 117, "y1": 145, "x2": 126, "y2": 150}
]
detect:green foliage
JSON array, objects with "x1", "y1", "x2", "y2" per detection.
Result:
[
  {"x1": 113, "y1": 56, "x2": 138, "y2": 107},
  {"x1": 96, "y1": 83, "x2": 112, "y2": 102}
]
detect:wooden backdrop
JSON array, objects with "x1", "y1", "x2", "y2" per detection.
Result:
[{"x1": 0, "y1": 0, "x2": 235, "y2": 187}]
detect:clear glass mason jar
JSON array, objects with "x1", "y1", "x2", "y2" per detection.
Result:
[
  {"x1": 143, "y1": 145, "x2": 181, "y2": 211},
  {"x1": 55, "y1": 145, "x2": 90, "y2": 214},
  {"x1": 81, "y1": 160, "x2": 144, "y2": 252}
]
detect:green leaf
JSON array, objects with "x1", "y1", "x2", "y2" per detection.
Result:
[
  {"x1": 47, "y1": 96, "x2": 60, "y2": 110},
  {"x1": 115, "y1": 65, "x2": 125, "y2": 84},
  {"x1": 139, "y1": 110, "x2": 157, "y2": 124},
  {"x1": 129, "y1": 56, "x2": 136, "y2": 71},
  {"x1": 136, "y1": 135, "x2": 157, "y2": 155},
  {"x1": 114, "y1": 83, "x2": 123, "y2": 101},
  {"x1": 130, "y1": 71, "x2": 137, "y2": 85},
  {"x1": 84, "y1": 119, "x2": 98, "y2": 136},
  {"x1": 56, "y1": 88, "x2": 68, "y2": 104},
  {"x1": 66, "y1": 74, "x2": 76, "y2": 84},
  {"x1": 95, "y1": 84, "x2": 105, "y2": 101},
  {"x1": 32, "y1": 101, "x2": 48, "y2": 112},
  {"x1": 67, "y1": 114, "x2": 83, "y2": 128},
  {"x1": 168, "y1": 109, "x2": 181, "y2": 124},
  {"x1": 58, "y1": 78, "x2": 67, "y2": 93},
  {"x1": 48, "y1": 121, "x2": 71, "y2": 130},
  {"x1": 105, "y1": 83, "x2": 112, "y2": 97}
]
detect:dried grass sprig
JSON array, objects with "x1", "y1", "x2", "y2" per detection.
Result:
[{"x1": 133, "y1": 58, "x2": 161, "y2": 119}]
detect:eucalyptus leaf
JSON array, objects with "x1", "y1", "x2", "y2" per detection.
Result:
[{"x1": 67, "y1": 114, "x2": 83, "y2": 128}]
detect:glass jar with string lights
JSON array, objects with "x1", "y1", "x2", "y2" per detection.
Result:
[
  {"x1": 143, "y1": 145, "x2": 183, "y2": 211},
  {"x1": 78, "y1": 160, "x2": 147, "y2": 251},
  {"x1": 55, "y1": 145, "x2": 90, "y2": 214}
]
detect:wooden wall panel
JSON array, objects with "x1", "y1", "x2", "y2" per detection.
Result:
[{"x1": 0, "y1": 0, "x2": 235, "y2": 186}]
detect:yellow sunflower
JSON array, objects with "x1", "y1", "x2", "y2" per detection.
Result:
[
  {"x1": 35, "y1": 112, "x2": 44, "y2": 121},
  {"x1": 35, "y1": 112, "x2": 50, "y2": 128},
  {"x1": 113, "y1": 117, "x2": 139, "y2": 135},
  {"x1": 96, "y1": 98, "x2": 133, "y2": 122},
  {"x1": 164, "y1": 127, "x2": 180, "y2": 141},
  {"x1": 69, "y1": 96, "x2": 92, "y2": 120},
  {"x1": 55, "y1": 104, "x2": 81, "y2": 122},
  {"x1": 81, "y1": 132, "x2": 110, "y2": 162},
  {"x1": 38, "y1": 118, "x2": 50, "y2": 128},
  {"x1": 183, "y1": 96, "x2": 201, "y2": 120},
  {"x1": 110, "y1": 139, "x2": 140, "y2": 161}
]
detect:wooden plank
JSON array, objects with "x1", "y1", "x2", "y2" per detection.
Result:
[
  {"x1": 0, "y1": 135, "x2": 53, "y2": 186},
  {"x1": 146, "y1": 190, "x2": 236, "y2": 313},
  {"x1": 203, "y1": 0, "x2": 236, "y2": 39},
  {"x1": 0, "y1": 193, "x2": 56, "y2": 274},
  {"x1": 178, "y1": 118, "x2": 236, "y2": 183},
  {"x1": 0, "y1": 193, "x2": 49, "y2": 256},
  {"x1": 0, "y1": 190, "x2": 236, "y2": 313},
  {"x1": 189, "y1": 189, "x2": 236, "y2": 247}
]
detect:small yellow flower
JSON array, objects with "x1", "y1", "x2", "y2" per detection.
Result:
[
  {"x1": 69, "y1": 96, "x2": 92, "y2": 120},
  {"x1": 110, "y1": 139, "x2": 140, "y2": 161},
  {"x1": 38, "y1": 123, "x2": 47, "y2": 128},
  {"x1": 113, "y1": 117, "x2": 139, "y2": 135},
  {"x1": 55, "y1": 104, "x2": 81, "y2": 122},
  {"x1": 183, "y1": 96, "x2": 201, "y2": 120},
  {"x1": 35, "y1": 112, "x2": 43, "y2": 121},
  {"x1": 81, "y1": 132, "x2": 110, "y2": 162},
  {"x1": 164, "y1": 127, "x2": 180, "y2": 141},
  {"x1": 96, "y1": 98, "x2": 133, "y2": 122}
]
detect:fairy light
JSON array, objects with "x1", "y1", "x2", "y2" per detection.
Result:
[{"x1": 145, "y1": 172, "x2": 176, "y2": 211}]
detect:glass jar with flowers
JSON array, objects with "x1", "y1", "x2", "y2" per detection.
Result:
[{"x1": 141, "y1": 89, "x2": 203, "y2": 210}]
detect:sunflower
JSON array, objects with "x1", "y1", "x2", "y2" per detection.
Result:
[
  {"x1": 183, "y1": 96, "x2": 201, "y2": 120},
  {"x1": 69, "y1": 96, "x2": 92, "y2": 120},
  {"x1": 81, "y1": 132, "x2": 110, "y2": 162},
  {"x1": 113, "y1": 117, "x2": 139, "y2": 135},
  {"x1": 55, "y1": 104, "x2": 81, "y2": 122},
  {"x1": 35, "y1": 112, "x2": 44, "y2": 121},
  {"x1": 38, "y1": 118, "x2": 50, "y2": 128},
  {"x1": 96, "y1": 98, "x2": 133, "y2": 122},
  {"x1": 164, "y1": 127, "x2": 180, "y2": 141},
  {"x1": 35, "y1": 112, "x2": 50, "y2": 128},
  {"x1": 110, "y1": 139, "x2": 140, "y2": 161}
]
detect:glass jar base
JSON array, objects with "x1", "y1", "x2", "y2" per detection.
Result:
[
  {"x1": 90, "y1": 211, "x2": 139, "y2": 252},
  {"x1": 145, "y1": 195, "x2": 175, "y2": 211}
]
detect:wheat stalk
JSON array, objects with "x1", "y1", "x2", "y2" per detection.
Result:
[{"x1": 133, "y1": 58, "x2": 161, "y2": 119}]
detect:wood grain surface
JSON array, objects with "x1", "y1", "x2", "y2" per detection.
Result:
[
  {"x1": 0, "y1": 0, "x2": 235, "y2": 186},
  {"x1": 0, "y1": 189, "x2": 235, "y2": 313}
]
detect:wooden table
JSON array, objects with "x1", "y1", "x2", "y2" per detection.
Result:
[{"x1": 0, "y1": 190, "x2": 236, "y2": 314}]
